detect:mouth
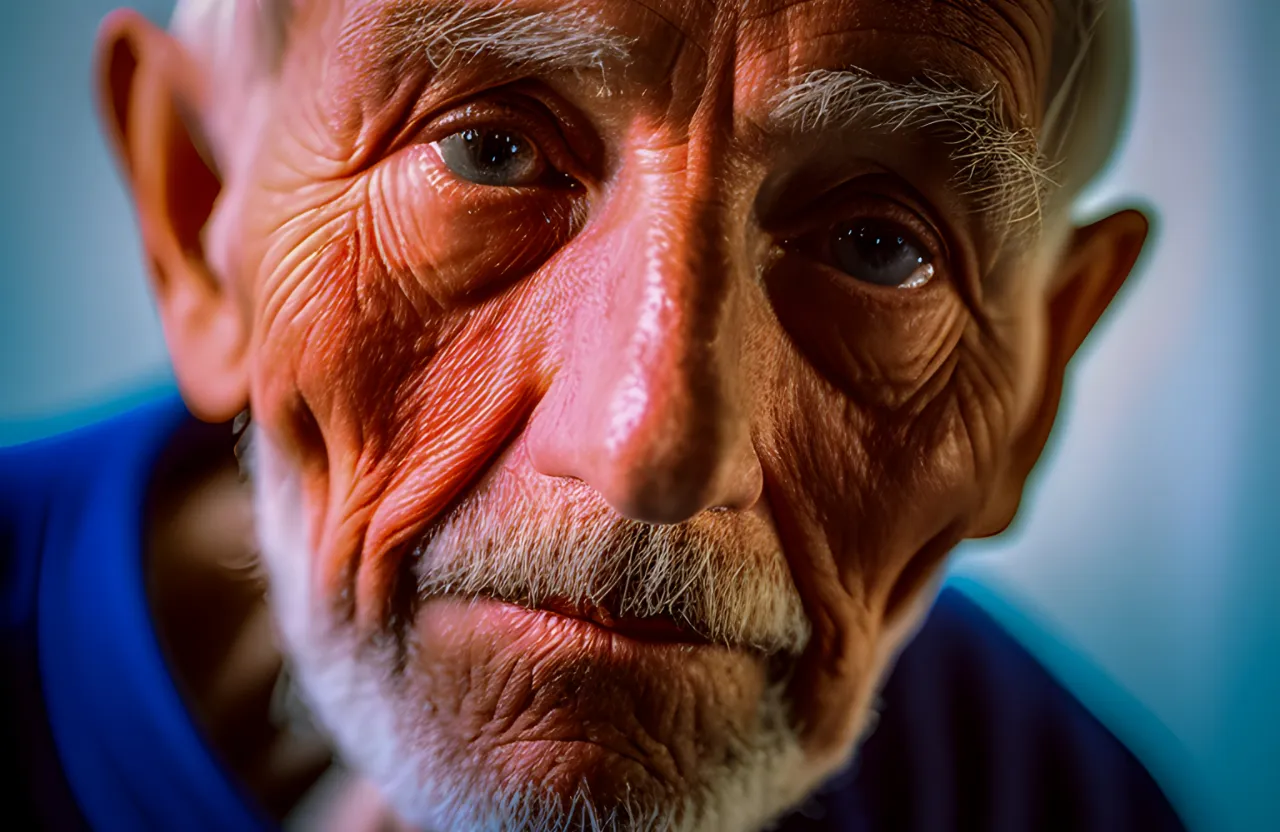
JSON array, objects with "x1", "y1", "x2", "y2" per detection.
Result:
[
  {"x1": 402, "y1": 593, "x2": 783, "y2": 811},
  {"x1": 425, "y1": 592, "x2": 725, "y2": 658},
  {"x1": 530, "y1": 595, "x2": 713, "y2": 646}
]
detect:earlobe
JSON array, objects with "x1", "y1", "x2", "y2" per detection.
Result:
[
  {"x1": 95, "y1": 10, "x2": 249, "y2": 423},
  {"x1": 974, "y1": 208, "x2": 1151, "y2": 537}
]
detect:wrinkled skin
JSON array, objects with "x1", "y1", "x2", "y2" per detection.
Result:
[{"x1": 98, "y1": 0, "x2": 1148, "y2": 827}]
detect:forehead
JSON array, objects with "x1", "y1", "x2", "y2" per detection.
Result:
[{"x1": 317, "y1": 0, "x2": 1056, "y2": 127}]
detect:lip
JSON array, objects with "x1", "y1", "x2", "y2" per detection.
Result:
[
  {"x1": 407, "y1": 595, "x2": 773, "y2": 801},
  {"x1": 414, "y1": 595, "x2": 748, "y2": 674},
  {"x1": 531, "y1": 595, "x2": 712, "y2": 646}
]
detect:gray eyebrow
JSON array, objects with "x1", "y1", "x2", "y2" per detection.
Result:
[
  {"x1": 770, "y1": 69, "x2": 1057, "y2": 231},
  {"x1": 364, "y1": 0, "x2": 634, "y2": 76}
]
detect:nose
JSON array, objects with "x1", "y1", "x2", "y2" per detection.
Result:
[{"x1": 526, "y1": 147, "x2": 763, "y2": 524}]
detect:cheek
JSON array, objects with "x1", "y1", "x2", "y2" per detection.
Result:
[
  {"x1": 752, "y1": 309, "x2": 1016, "y2": 758},
  {"x1": 756, "y1": 262, "x2": 1016, "y2": 600},
  {"x1": 247, "y1": 180, "x2": 565, "y2": 624},
  {"x1": 771, "y1": 345, "x2": 1008, "y2": 605}
]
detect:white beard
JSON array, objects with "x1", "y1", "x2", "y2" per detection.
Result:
[{"x1": 249, "y1": 433, "x2": 825, "y2": 832}]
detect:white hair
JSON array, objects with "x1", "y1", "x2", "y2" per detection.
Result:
[
  {"x1": 168, "y1": 0, "x2": 289, "y2": 179},
  {"x1": 247, "y1": 415, "x2": 941, "y2": 830},
  {"x1": 771, "y1": 71, "x2": 1057, "y2": 231}
]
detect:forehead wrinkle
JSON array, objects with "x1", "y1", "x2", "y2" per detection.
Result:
[
  {"x1": 935, "y1": 0, "x2": 1054, "y2": 105},
  {"x1": 616, "y1": 0, "x2": 716, "y2": 61},
  {"x1": 340, "y1": 0, "x2": 634, "y2": 82}
]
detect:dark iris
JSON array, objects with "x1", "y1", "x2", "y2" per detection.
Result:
[
  {"x1": 831, "y1": 219, "x2": 932, "y2": 287},
  {"x1": 436, "y1": 127, "x2": 544, "y2": 186}
]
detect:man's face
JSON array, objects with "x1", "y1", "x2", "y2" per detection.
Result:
[{"x1": 105, "y1": 0, "x2": 1139, "y2": 828}]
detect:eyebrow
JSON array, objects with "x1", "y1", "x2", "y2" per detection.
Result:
[
  {"x1": 770, "y1": 69, "x2": 1056, "y2": 230},
  {"x1": 361, "y1": 0, "x2": 634, "y2": 77}
]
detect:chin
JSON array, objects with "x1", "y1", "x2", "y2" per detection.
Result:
[{"x1": 250, "y1": 434, "x2": 835, "y2": 831}]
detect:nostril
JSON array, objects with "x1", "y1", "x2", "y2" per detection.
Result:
[
  {"x1": 598, "y1": 456, "x2": 747, "y2": 525},
  {"x1": 528, "y1": 394, "x2": 763, "y2": 524},
  {"x1": 614, "y1": 483, "x2": 705, "y2": 525}
]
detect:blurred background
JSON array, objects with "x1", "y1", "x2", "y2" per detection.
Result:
[{"x1": 1, "y1": 1, "x2": 1276, "y2": 829}]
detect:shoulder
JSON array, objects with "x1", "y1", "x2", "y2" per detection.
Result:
[
  {"x1": 0, "y1": 395, "x2": 190, "y2": 524},
  {"x1": 792, "y1": 588, "x2": 1187, "y2": 832},
  {"x1": 1, "y1": 396, "x2": 186, "y2": 618},
  {"x1": 0, "y1": 395, "x2": 191, "y2": 831},
  {"x1": 0, "y1": 393, "x2": 189, "y2": 484}
]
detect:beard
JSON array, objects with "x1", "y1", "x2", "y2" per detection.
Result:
[{"x1": 250, "y1": 431, "x2": 826, "y2": 832}]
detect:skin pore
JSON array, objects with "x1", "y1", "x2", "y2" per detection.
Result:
[{"x1": 99, "y1": 0, "x2": 1148, "y2": 828}]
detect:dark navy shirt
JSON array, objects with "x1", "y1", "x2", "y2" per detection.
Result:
[{"x1": 1, "y1": 397, "x2": 1186, "y2": 831}]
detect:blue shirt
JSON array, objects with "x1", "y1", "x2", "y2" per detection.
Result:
[{"x1": 1, "y1": 397, "x2": 1186, "y2": 830}]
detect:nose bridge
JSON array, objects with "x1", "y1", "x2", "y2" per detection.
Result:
[
  {"x1": 528, "y1": 132, "x2": 763, "y2": 524},
  {"x1": 610, "y1": 15, "x2": 744, "y2": 438},
  {"x1": 608, "y1": 152, "x2": 733, "y2": 452},
  {"x1": 603, "y1": 141, "x2": 754, "y2": 511}
]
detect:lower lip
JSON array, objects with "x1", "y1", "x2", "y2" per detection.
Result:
[
  {"x1": 409, "y1": 597, "x2": 773, "y2": 798},
  {"x1": 417, "y1": 595, "x2": 730, "y2": 660},
  {"x1": 534, "y1": 597, "x2": 712, "y2": 645}
]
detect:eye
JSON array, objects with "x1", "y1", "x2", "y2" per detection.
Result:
[
  {"x1": 434, "y1": 127, "x2": 546, "y2": 187},
  {"x1": 830, "y1": 219, "x2": 935, "y2": 289}
]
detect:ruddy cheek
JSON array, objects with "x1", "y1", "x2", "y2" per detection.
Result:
[
  {"x1": 349, "y1": 313, "x2": 545, "y2": 626},
  {"x1": 249, "y1": 165, "x2": 576, "y2": 624},
  {"x1": 247, "y1": 226, "x2": 530, "y2": 620},
  {"x1": 250, "y1": 211, "x2": 367, "y2": 551}
]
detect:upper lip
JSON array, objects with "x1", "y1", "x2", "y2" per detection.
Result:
[{"x1": 535, "y1": 596, "x2": 711, "y2": 645}]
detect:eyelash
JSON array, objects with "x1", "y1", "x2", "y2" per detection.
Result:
[
  {"x1": 782, "y1": 187, "x2": 950, "y2": 275},
  {"x1": 414, "y1": 98, "x2": 586, "y2": 184}
]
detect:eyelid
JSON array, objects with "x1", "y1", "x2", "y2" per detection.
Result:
[
  {"x1": 781, "y1": 184, "x2": 951, "y2": 275},
  {"x1": 415, "y1": 98, "x2": 586, "y2": 183},
  {"x1": 779, "y1": 175, "x2": 944, "y2": 240}
]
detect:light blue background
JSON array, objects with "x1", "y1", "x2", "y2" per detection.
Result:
[{"x1": 1, "y1": 2, "x2": 1276, "y2": 830}]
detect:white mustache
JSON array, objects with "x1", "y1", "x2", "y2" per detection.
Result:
[
  {"x1": 251, "y1": 432, "x2": 817, "y2": 832},
  {"x1": 411, "y1": 478, "x2": 811, "y2": 656}
]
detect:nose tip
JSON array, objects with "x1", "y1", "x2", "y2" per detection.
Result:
[
  {"x1": 527, "y1": 360, "x2": 763, "y2": 524},
  {"x1": 590, "y1": 398, "x2": 763, "y2": 524},
  {"x1": 524, "y1": 271, "x2": 766, "y2": 524}
]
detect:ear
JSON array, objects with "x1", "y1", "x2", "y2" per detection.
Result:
[
  {"x1": 96, "y1": 10, "x2": 249, "y2": 423},
  {"x1": 975, "y1": 208, "x2": 1151, "y2": 536}
]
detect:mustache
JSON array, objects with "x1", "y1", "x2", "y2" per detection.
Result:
[{"x1": 410, "y1": 478, "x2": 811, "y2": 656}]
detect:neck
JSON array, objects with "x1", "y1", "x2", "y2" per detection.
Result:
[{"x1": 145, "y1": 416, "x2": 331, "y2": 820}]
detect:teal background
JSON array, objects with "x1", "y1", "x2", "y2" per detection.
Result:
[{"x1": 1, "y1": 2, "x2": 1276, "y2": 830}]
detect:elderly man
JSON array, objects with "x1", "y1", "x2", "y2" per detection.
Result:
[{"x1": 1, "y1": 0, "x2": 1187, "y2": 829}]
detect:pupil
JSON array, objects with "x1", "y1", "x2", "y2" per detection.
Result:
[
  {"x1": 852, "y1": 222, "x2": 915, "y2": 268},
  {"x1": 831, "y1": 219, "x2": 928, "y2": 287},
  {"x1": 465, "y1": 129, "x2": 524, "y2": 170}
]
